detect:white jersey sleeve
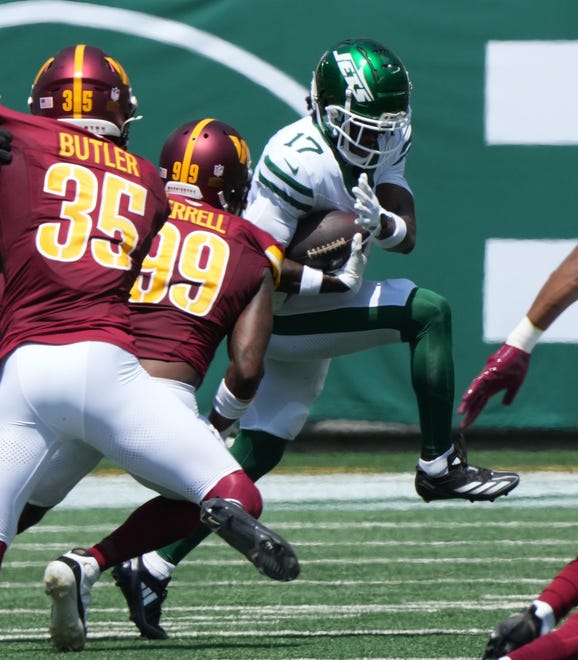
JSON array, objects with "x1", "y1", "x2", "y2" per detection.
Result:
[
  {"x1": 245, "y1": 117, "x2": 355, "y2": 246},
  {"x1": 244, "y1": 114, "x2": 414, "y2": 245}
]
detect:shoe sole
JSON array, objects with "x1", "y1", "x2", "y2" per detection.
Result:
[
  {"x1": 416, "y1": 474, "x2": 520, "y2": 503},
  {"x1": 111, "y1": 563, "x2": 169, "y2": 640},
  {"x1": 44, "y1": 560, "x2": 86, "y2": 651},
  {"x1": 201, "y1": 497, "x2": 300, "y2": 582}
]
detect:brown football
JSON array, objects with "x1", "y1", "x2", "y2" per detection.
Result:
[{"x1": 286, "y1": 209, "x2": 365, "y2": 272}]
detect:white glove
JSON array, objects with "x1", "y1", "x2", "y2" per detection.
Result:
[
  {"x1": 352, "y1": 172, "x2": 384, "y2": 237},
  {"x1": 334, "y1": 233, "x2": 367, "y2": 294},
  {"x1": 352, "y1": 172, "x2": 408, "y2": 250}
]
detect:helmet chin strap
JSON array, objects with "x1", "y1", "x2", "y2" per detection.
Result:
[
  {"x1": 310, "y1": 74, "x2": 325, "y2": 131},
  {"x1": 341, "y1": 89, "x2": 355, "y2": 143},
  {"x1": 122, "y1": 115, "x2": 143, "y2": 130},
  {"x1": 217, "y1": 190, "x2": 229, "y2": 211},
  {"x1": 343, "y1": 88, "x2": 353, "y2": 113},
  {"x1": 119, "y1": 115, "x2": 143, "y2": 149}
]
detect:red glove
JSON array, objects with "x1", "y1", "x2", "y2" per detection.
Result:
[{"x1": 458, "y1": 344, "x2": 531, "y2": 430}]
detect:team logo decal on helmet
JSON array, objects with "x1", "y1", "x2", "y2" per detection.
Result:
[
  {"x1": 333, "y1": 51, "x2": 375, "y2": 104},
  {"x1": 310, "y1": 38, "x2": 412, "y2": 169},
  {"x1": 28, "y1": 44, "x2": 139, "y2": 148},
  {"x1": 159, "y1": 118, "x2": 252, "y2": 215}
]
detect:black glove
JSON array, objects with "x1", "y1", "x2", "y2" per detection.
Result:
[{"x1": 0, "y1": 128, "x2": 13, "y2": 165}]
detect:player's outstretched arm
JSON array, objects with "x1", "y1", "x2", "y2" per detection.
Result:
[{"x1": 460, "y1": 245, "x2": 578, "y2": 429}]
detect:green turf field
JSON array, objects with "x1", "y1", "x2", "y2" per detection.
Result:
[
  {"x1": 2, "y1": 447, "x2": 578, "y2": 659},
  {"x1": 94, "y1": 445, "x2": 578, "y2": 475}
]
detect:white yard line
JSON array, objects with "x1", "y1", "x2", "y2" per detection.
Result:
[{"x1": 53, "y1": 471, "x2": 578, "y2": 510}]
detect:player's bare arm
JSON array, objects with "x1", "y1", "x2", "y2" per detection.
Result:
[
  {"x1": 526, "y1": 245, "x2": 578, "y2": 330},
  {"x1": 277, "y1": 257, "x2": 347, "y2": 294},
  {"x1": 209, "y1": 269, "x2": 274, "y2": 432},
  {"x1": 458, "y1": 241, "x2": 578, "y2": 429},
  {"x1": 278, "y1": 241, "x2": 367, "y2": 296},
  {"x1": 375, "y1": 182, "x2": 416, "y2": 253}
]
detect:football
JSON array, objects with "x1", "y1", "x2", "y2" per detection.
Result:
[{"x1": 286, "y1": 209, "x2": 365, "y2": 272}]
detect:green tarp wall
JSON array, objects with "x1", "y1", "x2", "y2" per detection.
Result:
[{"x1": 2, "y1": 0, "x2": 578, "y2": 430}]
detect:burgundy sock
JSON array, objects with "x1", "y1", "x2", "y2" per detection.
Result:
[
  {"x1": 89, "y1": 496, "x2": 201, "y2": 570},
  {"x1": 0, "y1": 540, "x2": 6, "y2": 567},
  {"x1": 539, "y1": 558, "x2": 578, "y2": 621},
  {"x1": 88, "y1": 470, "x2": 262, "y2": 571},
  {"x1": 203, "y1": 469, "x2": 262, "y2": 518}
]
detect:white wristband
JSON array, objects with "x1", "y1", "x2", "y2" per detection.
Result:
[
  {"x1": 299, "y1": 265, "x2": 323, "y2": 295},
  {"x1": 375, "y1": 210, "x2": 407, "y2": 250},
  {"x1": 212, "y1": 379, "x2": 252, "y2": 420},
  {"x1": 506, "y1": 316, "x2": 543, "y2": 353}
]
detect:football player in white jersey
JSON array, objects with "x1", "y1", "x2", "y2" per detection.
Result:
[{"x1": 114, "y1": 38, "x2": 520, "y2": 639}]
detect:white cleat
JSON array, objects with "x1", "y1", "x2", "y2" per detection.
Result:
[{"x1": 44, "y1": 548, "x2": 100, "y2": 651}]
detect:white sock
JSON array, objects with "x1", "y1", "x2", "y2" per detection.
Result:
[
  {"x1": 532, "y1": 599, "x2": 555, "y2": 635},
  {"x1": 141, "y1": 550, "x2": 176, "y2": 580},
  {"x1": 418, "y1": 444, "x2": 454, "y2": 477}
]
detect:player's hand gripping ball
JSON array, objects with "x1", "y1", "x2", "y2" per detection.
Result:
[{"x1": 286, "y1": 209, "x2": 369, "y2": 272}]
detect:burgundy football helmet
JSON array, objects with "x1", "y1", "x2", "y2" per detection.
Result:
[
  {"x1": 28, "y1": 44, "x2": 138, "y2": 148},
  {"x1": 159, "y1": 118, "x2": 252, "y2": 215}
]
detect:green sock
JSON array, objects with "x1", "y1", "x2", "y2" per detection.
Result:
[
  {"x1": 403, "y1": 288, "x2": 455, "y2": 458},
  {"x1": 156, "y1": 430, "x2": 287, "y2": 566},
  {"x1": 228, "y1": 429, "x2": 288, "y2": 481}
]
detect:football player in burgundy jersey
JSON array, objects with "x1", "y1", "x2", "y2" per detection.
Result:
[
  {"x1": 0, "y1": 45, "x2": 297, "y2": 651},
  {"x1": 129, "y1": 117, "x2": 284, "y2": 396}
]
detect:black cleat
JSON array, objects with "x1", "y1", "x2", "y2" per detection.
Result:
[
  {"x1": 482, "y1": 605, "x2": 542, "y2": 659},
  {"x1": 200, "y1": 497, "x2": 300, "y2": 582},
  {"x1": 112, "y1": 557, "x2": 170, "y2": 640},
  {"x1": 415, "y1": 437, "x2": 520, "y2": 503}
]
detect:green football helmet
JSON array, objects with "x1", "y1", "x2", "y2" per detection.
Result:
[{"x1": 310, "y1": 38, "x2": 411, "y2": 169}]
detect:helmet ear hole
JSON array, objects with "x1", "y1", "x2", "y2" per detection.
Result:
[
  {"x1": 28, "y1": 44, "x2": 138, "y2": 149},
  {"x1": 159, "y1": 118, "x2": 251, "y2": 215}
]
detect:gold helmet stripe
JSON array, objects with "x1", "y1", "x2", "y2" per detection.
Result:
[
  {"x1": 72, "y1": 44, "x2": 87, "y2": 119},
  {"x1": 179, "y1": 117, "x2": 215, "y2": 183}
]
